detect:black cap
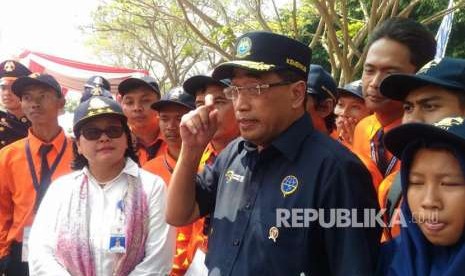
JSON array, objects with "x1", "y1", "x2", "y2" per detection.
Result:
[
  {"x1": 118, "y1": 76, "x2": 160, "y2": 97},
  {"x1": 0, "y1": 60, "x2": 31, "y2": 80},
  {"x1": 337, "y1": 80, "x2": 364, "y2": 100},
  {"x1": 73, "y1": 96, "x2": 127, "y2": 137},
  {"x1": 84, "y1": 75, "x2": 111, "y2": 91},
  {"x1": 306, "y1": 64, "x2": 337, "y2": 101},
  {"x1": 183, "y1": 75, "x2": 230, "y2": 96},
  {"x1": 151, "y1": 87, "x2": 195, "y2": 111},
  {"x1": 12, "y1": 73, "x2": 62, "y2": 98},
  {"x1": 80, "y1": 87, "x2": 113, "y2": 103},
  {"x1": 385, "y1": 117, "x2": 465, "y2": 159},
  {"x1": 212, "y1": 31, "x2": 312, "y2": 80},
  {"x1": 380, "y1": 58, "x2": 465, "y2": 101}
]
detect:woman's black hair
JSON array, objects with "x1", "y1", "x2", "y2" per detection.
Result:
[{"x1": 70, "y1": 119, "x2": 139, "y2": 170}]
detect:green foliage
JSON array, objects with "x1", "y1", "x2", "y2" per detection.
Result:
[{"x1": 64, "y1": 97, "x2": 79, "y2": 114}]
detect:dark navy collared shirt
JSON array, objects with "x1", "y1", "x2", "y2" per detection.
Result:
[
  {"x1": 195, "y1": 114, "x2": 381, "y2": 276},
  {"x1": 0, "y1": 110, "x2": 30, "y2": 149}
]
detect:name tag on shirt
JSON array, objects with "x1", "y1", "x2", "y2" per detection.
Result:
[{"x1": 108, "y1": 233, "x2": 126, "y2": 254}]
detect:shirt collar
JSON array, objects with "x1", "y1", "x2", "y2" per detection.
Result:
[
  {"x1": 238, "y1": 114, "x2": 313, "y2": 161},
  {"x1": 27, "y1": 128, "x2": 66, "y2": 155},
  {"x1": 136, "y1": 133, "x2": 164, "y2": 149},
  {"x1": 82, "y1": 157, "x2": 140, "y2": 182}
]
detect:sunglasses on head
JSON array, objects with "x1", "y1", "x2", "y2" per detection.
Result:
[{"x1": 80, "y1": 125, "x2": 124, "y2": 140}]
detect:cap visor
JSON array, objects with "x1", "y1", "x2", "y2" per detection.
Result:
[
  {"x1": 212, "y1": 60, "x2": 276, "y2": 80},
  {"x1": 151, "y1": 100, "x2": 194, "y2": 111},
  {"x1": 337, "y1": 88, "x2": 364, "y2": 100},
  {"x1": 183, "y1": 75, "x2": 227, "y2": 95},
  {"x1": 12, "y1": 77, "x2": 48, "y2": 97},
  {"x1": 385, "y1": 123, "x2": 465, "y2": 159},
  {"x1": 73, "y1": 113, "x2": 127, "y2": 135},
  {"x1": 381, "y1": 74, "x2": 465, "y2": 101},
  {"x1": 118, "y1": 78, "x2": 157, "y2": 95}
]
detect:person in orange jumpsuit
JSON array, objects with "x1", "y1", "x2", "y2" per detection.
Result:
[
  {"x1": 352, "y1": 17, "x2": 436, "y2": 191},
  {"x1": 0, "y1": 74, "x2": 74, "y2": 275},
  {"x1": 143, "y1": 87, "x2": 195, "y2": 275},
  {"x1": 377, "y1": 57, "x2": 465, "y2": 242},
  {"x1": 118, "y1": 76, "x2": 165, "y2": 165},
  {"x1": 333, "y1": 80, "x2": 371, "y2": 149}
]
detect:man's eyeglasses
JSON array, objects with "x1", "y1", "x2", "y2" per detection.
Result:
[
  {"x1": 223, "y1": 80, "x2": 294, "y2": 100},
  {"x1": 81, "y1": 126, "x2": 124, "y2": 140}
]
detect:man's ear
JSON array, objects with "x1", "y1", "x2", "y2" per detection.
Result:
[
  {"x1": 58, "y1": 96, "x2": 66, "y2": 109},
  {"x1": 316, "y1": 98, "x2": 335, "y2": 118},
  {"x1": 116, "y1": 94, "x2": 123, "y2": 104},
  {"x1": 290, "y1": 80, "x2": 306, "y2": 109}
]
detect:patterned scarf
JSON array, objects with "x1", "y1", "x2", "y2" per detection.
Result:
[{"x1": 55, "y1": 170, "x2": 149, "y2": 276}]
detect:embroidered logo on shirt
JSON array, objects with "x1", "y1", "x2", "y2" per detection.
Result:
[
  {"x1": 281, "y1": 175, "x2": 299, "y2": 197},
  {"x1": 225, "y1": 170, "x2": 244, "y2": 183}
]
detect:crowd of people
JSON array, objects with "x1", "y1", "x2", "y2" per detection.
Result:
[{"x1": 0, "y1": 16, "x2": 464, "y2": 276}]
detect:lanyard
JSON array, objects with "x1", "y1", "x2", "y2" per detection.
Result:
[
  {"x1": 370, "y1": 137, "x2": 397, "y2": 177},
  {"x1": 25, "y1": 138, "x2": 68, "y2": 194},
  {"x1": 162, "y1": 152, "x2": 174, "y2": 174}
]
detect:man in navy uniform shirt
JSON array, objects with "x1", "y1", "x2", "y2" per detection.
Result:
[
  {"x1": 0, "y1": 60, "x2": 32, "y2": 149},
  {"x1": 167, "y1": 31, "x2": 380, "y2": 276}
]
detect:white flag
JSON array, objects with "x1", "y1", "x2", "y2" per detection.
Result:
[{"x1": 435, "y1": 0, "x2": 455, "y2": 60}]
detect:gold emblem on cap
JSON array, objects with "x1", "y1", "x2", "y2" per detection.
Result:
[
  {"x1": 286, "y1": 58, "x2": 306, "y2": 73},
  {"x1": 91, "y1": 86, "x2": 102, "y2": 96},
  {"x1": 231, "y1": 60, "x2": 274, "y2": 71},
  {"x1": 268, "y1": 226, "x2": 279, "y2": 243},
  {"x1": 89, "y1": 97, "x2": 109, "y2": 109},
  {"x1": 29, "y1": 73, "x2": 41, "y2": 79},
  {"x1": 86, "y1": 97, "x2": 113, "y2": 116},
  {"x1": 236, "y1": 37, "x2": 252, "y2": 58},
  {"x1": 434, "y1": 117, "x2": 464, "y2": 131},
  {"x1": 4, "y1": 61, "x2": 15, "y2": 72}
]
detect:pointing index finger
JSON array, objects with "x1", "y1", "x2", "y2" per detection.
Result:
[{"x1": 205, "y1": 94, "x2": 214, "y2": 109}]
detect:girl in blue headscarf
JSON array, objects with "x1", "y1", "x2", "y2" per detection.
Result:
[{"x1": 378, "y1": 117, "x2": 465, "y2": 276}]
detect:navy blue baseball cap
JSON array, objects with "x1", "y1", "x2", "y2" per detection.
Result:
[
  {"x1": 307, "y1": 64, "x2": 338, "y2": 101},
  {"x1": 118, "y1": 75, "x2": 160, "y2": 97},
  {"x1": 0, "y1": 60, "x2": 31, "y2": 81},
  {"x1": 183, "y1": 75, "x2": 230, "y2": 96},
  {"x1": 380, "y1": 58, "x2": 465, "y2": 101},
  {"x1": 73, "y1": 96, "x2": 127, "y2": 137},
  {"x1": 212, "y1": 31, "x2": 312, "y2": 80},
  {"x1": 385, "y1": 117, "x2": 465, "y2": 159},
  {"x1": 151, "y1": 87, "x2": 195, "y2": 111},
  {"x1": 12, "y1": 73, "x2": 62, "y2": 98},
  {"x1": 337, "y1": 80, "x2": 363, "y2": 100}
]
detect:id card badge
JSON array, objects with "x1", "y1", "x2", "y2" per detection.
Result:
[
  {"x1": 109, "y1": 232, "x2": 126, "y2": 254},
  {"x1": 22, "y1": 227, "x2": 31, "y2": 262}
]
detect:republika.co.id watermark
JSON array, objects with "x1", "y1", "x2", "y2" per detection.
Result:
[{"x1": 275, "y1": 208, "x2": 438, "y2": 228}]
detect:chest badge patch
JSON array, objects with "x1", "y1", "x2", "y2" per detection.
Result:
[
  {"x1": 225, "y1": 170, "x2": 245, "y2": 183},
  {"x1": 268, "y1": 226, "x2": 279, "y2": 243},
  {"x1": 281, "y1": 175, "x2": 299, "y2": 197}
]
